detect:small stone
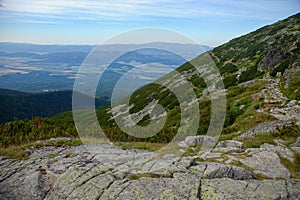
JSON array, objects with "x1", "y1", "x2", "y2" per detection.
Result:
[
  {"x1": 200, "y1": 152, "x2": 222, "y2": 160},
  {"x1": 286, "y1": 100, "x2": 297, "y2": 107},
  {"x1": 239, "y1": 105, "x2": 245, "y2": 110},
  {"x1": 178, "y1": 141, "x2": 188, "y2": 148},
  {"x1": 291, "y1": 137, "x2": 300, "y2": 147}
]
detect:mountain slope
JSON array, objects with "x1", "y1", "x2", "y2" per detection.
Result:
[
  {"x1": 49, "y1": 13, "x2": 300, "y2": 145},
  {"x1": 212, "y1": 13, "x2": 300, "y2": 86}
]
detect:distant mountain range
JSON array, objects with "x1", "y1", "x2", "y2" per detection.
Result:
[
  {"x1": 0, "y1": 42, "x2": 94, "y2": 53},
  {"x1": 0, "y1": 42, "x2": 212, "y2": 98}
]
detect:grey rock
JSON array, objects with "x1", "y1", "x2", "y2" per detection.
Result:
[
  {"x1": 286, "y1": 179, "x2": 300, "y2": 199},
  {"x1": 101, "y1": 173, "x2": 201, "y2": 200},
  {"x1": 213, "y1": 147, "x2": 244, "y2": 153},
  {"x1": 291, "y1": 147, "x2": 300, "y2": 154},
  {"x1": 201, "y1": 178, "x2": 300, "y2": 200},
  {"x1": 216, "y1": 140, "x2": 244, "y2": 149},
  {"x1": 139, "y1": 155, "x2": 195, "y2": 176},
  {"x1": 291, "y1": 137, "x2": 300, "y2": 147},
  {"x1": 239, "y1": 151, "x2": 290, "y2": 179},
  {"x1": 183, "y1": 135, "x2": 216, "y2": 147},
  {"x1": 260, "y1": 143, "x2": 294, "y2": 162},
  {"x1": 178, "y1": 140, "x2": 188, "y2": 148},
  {"x1": 199, "y1": 152, "x2": 222, "y2": 160},
  {"x1": 49, "y1": 137, "x2": 72, "y2": 141},
  {"x1": 0, "y1": 169, "x2": 51, "y2": 200},
  {"x1": 239, "y1": 104, "x2": 246, "y2": 110},
  {"x1": 235, "y1": 121, "x2": 293, "y2": 140},
  {"x1": 191, "y1": 162, "x2": 253, "y2": 180},
  {"x1": 287, "y1": 100, "x2": 297, "y2": 107},
  {"x1": 0, "y1": 144, "x2": 299, "y2": 199}
]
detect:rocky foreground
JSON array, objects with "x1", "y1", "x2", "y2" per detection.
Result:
[{"x1": 0, "y1": 137, "x2": 299, "y2": 200}]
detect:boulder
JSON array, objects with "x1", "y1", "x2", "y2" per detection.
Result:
[
  {"x1": 212, "y1": 147, "x2": 244, "y2": 153},
  {"x1": 179, "y1": 135, "x2": 216, "y2": 148},
  {"x1": 216, "y1": 140, "x2": 243, "y2": 149},
  {"x1": 260, "y1": 143, "x2": 294, "y2": 162},
  {"x1": 239, "y1": 151, "x2": 290, "y2": 179},
  {"x1": 191, "y1": 162, "x2": 253, "y2": 180},
  {"x1": 213, "y1": 140, "x2": 244, "y2": 153},
  {"x1": 287, "y1": 100, "x2": 297, "y2": 107}
]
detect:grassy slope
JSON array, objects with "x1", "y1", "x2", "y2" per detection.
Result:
[{"x1": 52, "y1": 13, "x2": 299, "y2": 142}]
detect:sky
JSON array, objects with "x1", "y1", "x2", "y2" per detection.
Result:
[{"x1": 0, "y1": 0, "x2": 299, "y2": 46}]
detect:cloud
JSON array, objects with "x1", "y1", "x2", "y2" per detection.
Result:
[
  {"x1": 0, "y1": 69, "x2": 29, "y2": 76},
  {"x1": 0, "y1": 0, "x2": 4, "y2": 8},
  {"x1": 16, "y1": 19, "x2": 61, "y2": 24},
  {"x1": 1, "y1": 0, "x2": 299, "y2": 23}
]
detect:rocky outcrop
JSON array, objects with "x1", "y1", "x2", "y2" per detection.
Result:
[
  {"x1": 0, "y1": 142, "x2": 299, "y2": 200},
  {"x1": 216, "y1": 140, "x2": 243, "y2": 149},
  {"x1": 234, "y1": 121, "x2": 293, "y2": 140},
  {"x1": 201, "y1": 178, "x2": 300, "y2": 200},
  {"x1": 212, "y1": 140, "x2": 244, "y2": 153},
  {"x1": 258, "y1": 50, "x2": 286, "y2": 71},
  {"x1": 191, "y1": 162, "x2": 253, "y2": 180},
  {"x1": 178, "y1": 135, "x2": 216, "y2": 148},
  {"x1": 239, "y1": 151, "x2": 290, "y2": 179}
]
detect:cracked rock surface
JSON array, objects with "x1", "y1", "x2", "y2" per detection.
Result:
[{"x1": 0, "y1": 143, "x2": 299, "y2": 200}]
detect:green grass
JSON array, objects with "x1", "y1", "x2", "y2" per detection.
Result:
[
  {"x1": 240, "y1": 133, "x2": 276, "y2": 149},
  {"x1": 49, "y1": 153, "x2": 59, "y2": 158},
  {"x1": 0, "y1": 145, "x2": 30, "y2": 160},
  {"x1": 280, "y1": 71, "x2": 300, "y2": 101},
  {"x1": 218, "y1": 132, "x2": 240, "y2": 141},
  {"x1": 0, "y1": 138, "x2": 82, "y2": 160},
  {"x1": 280, "y1": 152, "x2": 300, "y2": 179},
  {"x1": 240, "y1": 123, "x2": 300, "y2": 149},
  {"x1": 64, "y1": 152, "x2": 73, "y2": 158},
  {"x1": 182, "y1": 146, "x2": 201, "y2": 157},
  {"x1": 128, "y1": 173, "x2": 173, "y2": 180},
  {"x1": 222, "y1": 80, "x2": 276, "y2": 137}
]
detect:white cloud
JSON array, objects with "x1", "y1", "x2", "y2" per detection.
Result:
[
  {"x1": 1, "y1": 0, "x2": 299, "y2": 23},
  {"x1": 0, "y1": 69, "x2": 29, "y2": 75}
]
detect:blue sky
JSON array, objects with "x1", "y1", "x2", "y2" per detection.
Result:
[{"x1": 0, "y1": 0, "x2": 299, "y2": 46}]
